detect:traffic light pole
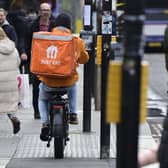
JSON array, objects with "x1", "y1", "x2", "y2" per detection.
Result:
[
  {"x1": 116, "y1": 0, "x2": 145, "y2": 168},
  {"x1": 100, "y1": 0, "x2": 112, "y2": 159}
]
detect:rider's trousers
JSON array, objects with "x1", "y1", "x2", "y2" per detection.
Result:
[{"x1": 38, "y1": 82, "x2": 77, "y2": 124}]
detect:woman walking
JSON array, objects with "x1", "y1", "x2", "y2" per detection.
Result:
[{"x1": 0, "y1": 27, "x2": 21, "y2": 134}]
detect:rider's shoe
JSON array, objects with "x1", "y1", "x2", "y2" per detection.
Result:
[
  {"x1": 69, "y1": 113, "x2": 78, "y2": 125},
  {"x1": 40, "y1": 124, "x2": 49, "y2": 141}
]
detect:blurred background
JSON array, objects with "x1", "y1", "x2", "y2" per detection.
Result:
[{"x1": 0, "y1": 0, "x2": 84, "y2": 33}]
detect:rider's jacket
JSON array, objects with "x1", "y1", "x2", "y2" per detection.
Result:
[{"x1": 38, "y1": 27, "x2": 89, "y2": 87}]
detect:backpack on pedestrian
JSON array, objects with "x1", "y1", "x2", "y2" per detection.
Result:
[{"x1": 30, "y1": 30, "x2": 78, "y2": 77}]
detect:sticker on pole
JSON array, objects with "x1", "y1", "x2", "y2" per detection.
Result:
[{"x1": 102, "y1": 14, "x2": 112, "y2": 34}]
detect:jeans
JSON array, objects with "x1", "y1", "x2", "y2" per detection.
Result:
[{"x1": 38, "y1": 82, "x2": 77, "y2": 124}]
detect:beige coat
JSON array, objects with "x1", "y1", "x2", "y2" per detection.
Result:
[{"x1": 0, "y1": 37, "x2": 20, "y2": 113}]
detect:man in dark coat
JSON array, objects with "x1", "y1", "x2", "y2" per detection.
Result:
[
  {"x1": 28, "y1": 2, "x2": 56, "y2": 119},
  {"x1": 0, "y1": 8, "x2": 17, "y2": 46},
  {"x1": 7, "y1": 2, "x2": 28, "y2": 74}
]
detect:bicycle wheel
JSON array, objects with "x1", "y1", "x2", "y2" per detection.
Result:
[
  {"x1": 54, "y1": 136, "x2": 65, "y2": 158},
  {"x1": 52, "y1": 113, "x2": 63, "y2": 137},
  {"x1": 52, "y1": 111, "x2": 65, "y2": 158}
]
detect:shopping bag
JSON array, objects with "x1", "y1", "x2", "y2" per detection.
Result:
[{"x1": 17, "y1": 74, "x2": 31, "y2": 108}]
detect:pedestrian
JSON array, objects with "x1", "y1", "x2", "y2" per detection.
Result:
[
  {"x1": 0, "y1": 27, "x2": 21, "y2": 134},
  {"x1": 24, "y1": 8, "x2": 38, "y2": 84},
  {"x1": 139, "y1": 26, "x2": 168, "y2": 165},
  {"x1": 28, "y1": 2, "x2": 56, "y2": 119},
  {"x1": 7, "y1": 0, "x2": 29, "y2": 74},
  {"x1": 36, "y1": 13, "x2": 89, "y2": 141},
  {"x1": 164, "y1": 25, "x2": 168, "y2": 72},
  {"x1": 0, "y1": 8, "x2": 18, "y2": 46}
]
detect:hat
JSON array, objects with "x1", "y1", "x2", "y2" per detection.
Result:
[
  {"x1": 0, "y1": 27, "x2": 6, "y2": 40},
  {"x1": 55, "y1": 13, "x2": 71, "y2": 29}
]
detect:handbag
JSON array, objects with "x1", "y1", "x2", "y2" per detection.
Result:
[{"x1": 17, "y1": 74, "x2": 31, "y2": 108}]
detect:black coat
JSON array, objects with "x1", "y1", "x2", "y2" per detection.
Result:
[
  {"x1": 7, "y1": 10, "x2": 27, "y2": 54},
  {"x1": 2, "y1": 22, "x2": 18, "y2": 46},
  {"x1": 30, "y1": 16, "x2": 56, "y2": 34}
]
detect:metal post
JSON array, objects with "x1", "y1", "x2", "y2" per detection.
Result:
[
  {"x1": 83, "y1": 57, "x2": 92, "y2": 132},
  {"x1": 83, "y1": 0, "x2": 93, "y2": 132},
  {"x1": 116, "y1": 0, "x2": 145, "y2": 167},
  {"x1": 94, "y1": 0, "x2": 102, "y2": 111},
  {"x1": 100, "y1": 0, "x2": 112, "y2": 159}
]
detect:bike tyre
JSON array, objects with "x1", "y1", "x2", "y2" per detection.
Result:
[
  {"x1": 52, "y1": 113, "x2": 63, "y2": 137},
  {"x1": 54, "y1": 136, "x2": 64, "y2": 158},
  {"x1": 53, "y1": 112, "x2": 64, "y2": 158}
]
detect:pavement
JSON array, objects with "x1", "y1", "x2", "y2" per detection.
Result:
[
  {"x1": 0, "y1": 53, "x2": 167, "y2": 168},
  {"x1": 0, "y1": 107, "x2": 158, "y2": 168}
]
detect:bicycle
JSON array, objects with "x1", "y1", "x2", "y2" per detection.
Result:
[{"x1": 46, "y1": 87, "x2": 70, "y2": 159}]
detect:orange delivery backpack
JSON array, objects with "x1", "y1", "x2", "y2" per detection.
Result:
[{"x1": 30, "y1": 31, "x2": 78, "y2": 77}]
